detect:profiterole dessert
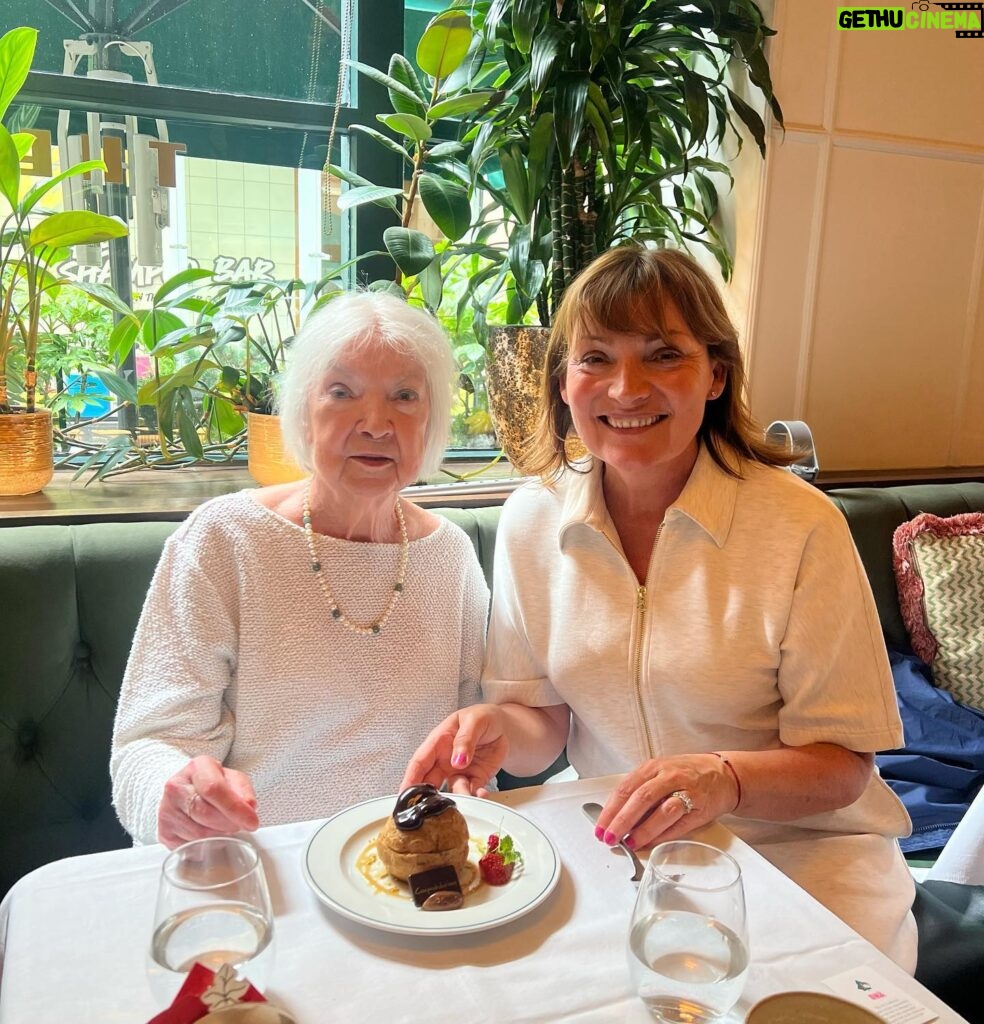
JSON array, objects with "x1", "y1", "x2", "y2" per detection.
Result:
[{"x1": 375, "y1": 784, "x2": 470, "y2": 882}]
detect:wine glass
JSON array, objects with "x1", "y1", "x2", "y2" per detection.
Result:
[
  {"x1": 626, "y1": 841, "x2": 748, "y2": 1023},
  {"x1": 147, "y1": 836, "x2": 275, "y2": 1003}
]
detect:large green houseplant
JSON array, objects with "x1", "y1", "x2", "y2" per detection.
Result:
[
  {"x1": 0, "y1": 26, "x2": 130, "y2": 493},
  {"x1": 336, "y1": 1, "x2": 781, "y2": 466},
  {"x1": 458, "y1": 0, "x2": 783, "y2": 465}
]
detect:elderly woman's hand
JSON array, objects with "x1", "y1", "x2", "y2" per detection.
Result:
[
  {"x1": 594, "y1": 753, "x2": 740, "y2": 851},
  {"x1": 157, "y1": 755, "x2": 260, "y2": 849},
  {"x1": 401, "y1": 706, "x2": 510, "y2": 798}
]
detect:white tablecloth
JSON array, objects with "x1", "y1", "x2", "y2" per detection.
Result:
[{"x1": 0, "y1": 777, "x2": 967, "y2": 1023}]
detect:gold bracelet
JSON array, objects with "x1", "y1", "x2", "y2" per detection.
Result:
[{"x1": 712, "y1": 752, "x2": 742, "y2": 812}]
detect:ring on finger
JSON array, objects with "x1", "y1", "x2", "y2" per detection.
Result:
[
  {"x1": 186, "y1": 792, "x2": 201, "y2": 818},
  {"x1": 671, "y1": 789, "x2": 695, "y2": 815}
]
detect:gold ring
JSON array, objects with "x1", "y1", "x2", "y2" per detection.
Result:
[{"x1": 671, "y1": 790, "x2": 694, "y2": 814}]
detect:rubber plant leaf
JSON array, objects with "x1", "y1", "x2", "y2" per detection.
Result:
[
  {"x1": 416, "y1": 10, "x2": 472, "y2": 81},
  {"x1": 418, "y1": 172, "x2": 471, "y2": 241},
  {"x1": 383, "y1": 226, "x2": 436, "y2": 277}
]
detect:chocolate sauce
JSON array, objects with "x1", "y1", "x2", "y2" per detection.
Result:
[{"x1": 393, "y1": 784, "x2": 455, "y2": 831}]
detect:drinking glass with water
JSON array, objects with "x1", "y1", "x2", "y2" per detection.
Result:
[
  {"x1": 627, "y1": 841, "x2": 748, "y2": 1022},
  {"x1": 148, "y1": 836, "x2": 275, "y2": 1002}
]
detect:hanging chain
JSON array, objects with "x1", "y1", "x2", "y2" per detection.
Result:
[{"x1": 324, "y1": 0, "x2": 354, "y2": 237}]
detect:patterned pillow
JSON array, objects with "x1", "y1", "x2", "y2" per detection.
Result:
[{"x1": 893, "y1": 512, "x2": 984, "y2": 709}]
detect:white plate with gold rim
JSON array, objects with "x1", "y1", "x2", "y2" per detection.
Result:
[{"x1": 302, "y1": 794, "x2": 561, "y2": 936}]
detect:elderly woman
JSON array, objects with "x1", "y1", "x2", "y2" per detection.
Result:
[
  {"x1": 112, "y1": 292, "x2": 489, "y2": 849},
  {"x1": 404, "y1": 245, "x2": 916, "y2": 967}
]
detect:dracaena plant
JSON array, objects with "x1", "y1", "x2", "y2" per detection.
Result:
[
  {"x1": 0, "y1": 26, "x2": 132, "y2": 414},
  {"x1": 457, "y1": 0, "x2": 784, "y2": 329}
]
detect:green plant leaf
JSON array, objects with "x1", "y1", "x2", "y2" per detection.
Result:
[
  {"x1": 383, "y1": 227, "x2": 435, "y2": 277},
  {"x1": 428, "y1": 91, "x2": 497, "y2": 121},
  {"x1": 428, "y1": 140, "x2": 466, "y2": 160},
  {"x1": 496, "y1": 143, "x2": 531, "y2": 223},
  {"x1": 109, "y1": 314, "x2": 142, "y2": 364},
  {"x1": 511, "y1": 0, "x2": 543, "y2": 55},
  {"x1": 155, "y1": 267, "x2": 214, "y2": 303},
  {"x1": 0, "y1": 123, "x2": 22, "y2": 209},
  {"x1": 73, "y1": 280, "x2": 137, "y2": 320},
  {"x1": 11, "y1": 130, "x2": 35, "y2": 160},
  {"x1": 28, "y1": 211, "x2": 127, "y2": 250},
  {"x1": 386, "y1": 54, "x2": 428, "y2": 118},
  {"x1": 336, "y1": 184, "x2": 403, "y2": 213},
  {"x1": 727, "y1": 87, "x2": 767, "y2": 157},
  {"x1": 20, "y1": 158, "x2": 107, "y2": 214},
  {"x1": 0, "y1": 27, "x2": 37, "y2": 123},
  {"x1": 347, "y1": 59, "x2": 423, "y2": 110},
  {"x1": 367, "y1": 279, "x2": 408, "y2": 300},
  {"x1": 418, "y1": 257, "x2": 443, "y2": 312},
  {"x1": 377, "y1": 112, "x2": 432, "y2": 146},
  {"x1": 416, "y1": 10, "x2": 473, "y2": 81},
  {"x1": 95, "y1": 370, "x2": 138, "y2": 405},
  {"x1": 530, "y1": 19, "x2": 563, "y2": 102},
  {"x1": 553, "y1": 71, "x2": 590, "y2": 167},
  {"x1": 141, "y1": 310, "x2": 186, "y2": 352},
  {"x1": 174, "y1": 385, "x2": 204, "y2": 459},
  {"x1": 350, "y1": 123, "x2": 411, "y2": 161},
  {"x1": 417, "y1": 172, "x2": 471, "y2": 241}
]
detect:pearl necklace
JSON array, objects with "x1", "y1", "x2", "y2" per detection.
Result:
[{"x1": 302, "y1": 484, "x2": 409, "y2": 636}]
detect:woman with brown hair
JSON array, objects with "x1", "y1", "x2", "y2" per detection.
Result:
[{"x1": 404, "y1": 244, "x2": 916, "y2": 967}]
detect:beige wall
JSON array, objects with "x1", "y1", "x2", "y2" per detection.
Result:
[{"x1": 743, "y1": 0, "x2": 984, "y2": 471}]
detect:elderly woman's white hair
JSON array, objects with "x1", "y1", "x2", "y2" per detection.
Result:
[{"x1": 277, "y1": 291, "x2": 456, "y2": 480}]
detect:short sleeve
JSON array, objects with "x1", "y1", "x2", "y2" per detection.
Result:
[
  {"x1": 481, "y1": 498, "x2": 566, "y2": 708},
  {"x1": 777, "y1": 503, "x2": 903, "y2": 751}
]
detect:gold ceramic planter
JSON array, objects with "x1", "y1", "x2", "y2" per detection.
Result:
[
  {"x1": 0, "y1": 409, "x2": 54, "y2": 495},
  {"x1": 485, "y1": 325, "x2": 585, "y2": 472},
  {"x1": 485, "y1": 325, "x2": 551, "y2": 473},
  {"x1": 246, "y1": 412, "x2": 307, "y2": 486}
]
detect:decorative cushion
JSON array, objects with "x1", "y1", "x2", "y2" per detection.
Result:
[{"x1": 893, "y1": 512, "x2": 984, "y2": 709}]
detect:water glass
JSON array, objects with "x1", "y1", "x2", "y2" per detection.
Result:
[
  {"x1": 147, "y1": 836, "x2": 275, "y2": 1002},
  {"x1": 627, "y1": 841, "x2": 748, "y2": 1023}
]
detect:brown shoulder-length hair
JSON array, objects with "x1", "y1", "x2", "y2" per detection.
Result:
[{"x1": 522, "y1": 244, "x2": 795, "y2": 480}]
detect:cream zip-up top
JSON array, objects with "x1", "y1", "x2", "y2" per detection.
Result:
[{"x1": 483, "y1": 446, "x2": 917, "y2": 967}]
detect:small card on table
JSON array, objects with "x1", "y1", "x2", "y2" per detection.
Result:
[{"x1": 824, "y1": 965, "x2": 938, "y2": 1024}]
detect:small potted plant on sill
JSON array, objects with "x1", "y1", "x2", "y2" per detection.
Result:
[
  {"x1": 0, "y1": 26, "x2": 131, "y2": 495},
  {"x1": 77, "y1": 270, "x2": 341, "y2": 483}
]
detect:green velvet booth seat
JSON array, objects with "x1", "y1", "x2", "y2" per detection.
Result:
[{"x1": 3, "y1": 483, "x2": 984, "y2": 902}]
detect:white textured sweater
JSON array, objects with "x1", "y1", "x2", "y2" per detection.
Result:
[{"x1": 111, "y1": 490, "x2": 489, "y2": 845}]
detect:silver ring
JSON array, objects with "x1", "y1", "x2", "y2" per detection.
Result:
[
  {"x1": 671, "y1": 790, "x2": 694, "y2": 814},
  {"x1": 186, "y1": 792, "x2": 201, "y2": 818}
]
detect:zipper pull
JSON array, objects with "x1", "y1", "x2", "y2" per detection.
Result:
[{"x1": 637, "y1": 586, "x2": 646, "y2": 612}]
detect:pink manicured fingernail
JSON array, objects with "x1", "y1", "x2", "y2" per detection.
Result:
[
  {"x1": 604, "y1": 830, "x2": 617, "y2": 845},
  {"x1": 594, "y1": 826, "x2": 604, "y2": 840},
  {"x1": 624, "y1": 836, "x2": 637, "y2": 849},
  {"x1": 451, "y1": 752, "x2": 466, "y2": 768}
]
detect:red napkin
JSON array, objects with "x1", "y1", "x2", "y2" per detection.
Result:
[{"x1": 146, "y1": 963, "x2": 266, "y2": 1024}]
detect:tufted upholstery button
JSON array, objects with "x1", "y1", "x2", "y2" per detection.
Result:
[
  {"x1": 15, "y1": 719, "x2": 39, "y2": 763},
  {"x1": 75, "y1": 640, "x2": 92, "y2": 671}
]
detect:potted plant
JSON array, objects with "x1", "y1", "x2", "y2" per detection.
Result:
[
  {"x1": 336, "y1": 2, "x2": 782, "y2": 468},
  {"x1": 0, "y1": 26, "x2": 130, "y2": 494},
  {"x1": 77, "y1": 270, "x2": 341, "y2": 483},
  {"x1": 458, "y1": 0, "x2": 782, "y2": 466}
]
